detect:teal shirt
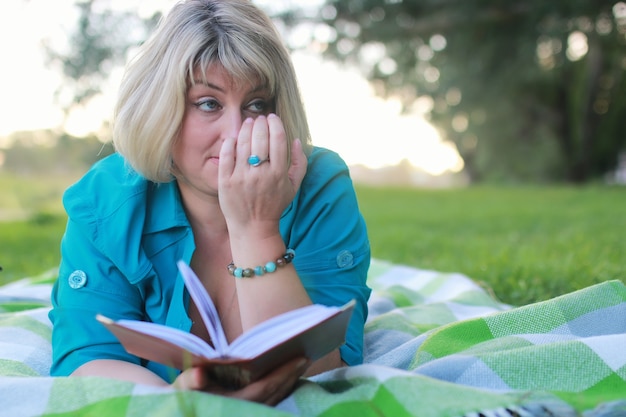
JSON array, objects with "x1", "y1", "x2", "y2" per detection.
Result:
[{"x1": 49, "y1": 147, "x2": 371, "y2": 381}]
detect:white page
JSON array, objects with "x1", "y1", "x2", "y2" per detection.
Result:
[
  {"x1": 116, "y1": 318, "x2": 218, "y2": 358},
  {"x1": 228, "y1": 303, "x2": 347, "y2": 357},
  {"x1": 177, "y1": 261, "x2": 229, "y2": 356}
]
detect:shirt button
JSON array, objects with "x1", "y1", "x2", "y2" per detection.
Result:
[
  {"x1": 336, "y1": 250, "x2": 354, "y2": 268},
  {"x1": 68, "y1": 270, "x2": 87, "y2": 289}
]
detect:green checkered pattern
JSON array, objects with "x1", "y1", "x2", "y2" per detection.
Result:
[{"x1": 1, "y1": 260, "x2": 625, "y2": 417}]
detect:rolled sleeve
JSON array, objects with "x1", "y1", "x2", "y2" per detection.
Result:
[{"x1": 49, "y1": 218, "x2": 146, "y2": 376}]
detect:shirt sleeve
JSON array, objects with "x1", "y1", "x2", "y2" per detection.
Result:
[
  {"x1": 48, "y1": 161, "x2": 175, "y2": 380},
  {"x1": 281, "y1": 148, "x2": 372, "y2": 365},
  {"x1": 49, "y1": 215, "x2": 147, "y2": 377}
]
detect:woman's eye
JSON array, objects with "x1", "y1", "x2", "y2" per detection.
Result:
[
  {"x1": 194, "y1": 98, "x2": 220, "y2": 112},
  {"x1": 247, "y1": 100, "x2": 269, "y2": 114}
]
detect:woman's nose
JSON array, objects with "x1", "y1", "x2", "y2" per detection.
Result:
[{"x1": 222, "y1": 109, "x2": 244, "y2": 140}]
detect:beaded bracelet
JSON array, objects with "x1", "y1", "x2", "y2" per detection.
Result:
[{"x1": 227, "y1": 249, "x2": 296, "y2": 278}]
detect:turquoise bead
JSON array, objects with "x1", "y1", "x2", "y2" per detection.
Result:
[{"x1": 265, "y1": 261, "x2": 277, "y2": 273}]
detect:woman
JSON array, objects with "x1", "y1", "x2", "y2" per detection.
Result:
[{"x1": 49, "y1": 0, "x2": 370, "y2": 405}]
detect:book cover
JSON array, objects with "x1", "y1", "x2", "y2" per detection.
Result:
[{"x1": 98, "y1": 260, "x2": 355, "y2": 388}]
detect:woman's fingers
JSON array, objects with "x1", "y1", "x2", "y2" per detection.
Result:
[
  {"x1": 249, "y1": 116, "x2": 270, "y2": 166},
  {"x1": 173, "y1": 367, "x2": 207, "y2": 391},
  {"x1": 229, "y1": 114, "x2": 291, "y2": 172},
  {"x1": 230, "y1": 357, "x2": 310, "y2": 405},
  {"x1": 267, "y1": 114, "x2": 288, "y2": 170},
  {"x1": 175, "y1": 358, "x2": 310, "y2": 405},
  {"x1": 219, "y1": 114, "x2": 303, "y2": 229},
  {"x1": 219, "y1": 135, "x2": 237, "y2": 180},
  {"x1": 236, "y1": 117, "x2": 254, "y2": 169}
]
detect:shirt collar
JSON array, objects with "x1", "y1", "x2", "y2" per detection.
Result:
[{"x1": 143, "y1": 180, "x2": 190, "y2": 234}]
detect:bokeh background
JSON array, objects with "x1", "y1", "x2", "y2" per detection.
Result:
[{"x1": 1, "y1": 0, "x2": 625, "y2": 304}]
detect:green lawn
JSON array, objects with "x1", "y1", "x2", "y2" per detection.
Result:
[
  {"x1": 1, "y1": 214, "x2": 66, "y2": 284},
  {"x1": 0, "y1": 173, "x2": 72, "y2": 285},
  {"x1": 355, "y1": 185, "x2": 625, "y2": 306},
  {"x1": 1, "y1": 173, "x2": 624, "y2": 306}
]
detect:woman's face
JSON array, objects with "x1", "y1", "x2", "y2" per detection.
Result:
[{"x1": 172, "y1": 63, "x2": 274, "y2": 198}]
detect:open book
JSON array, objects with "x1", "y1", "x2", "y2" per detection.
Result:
[{"x1": 97, "y1": 260, "x2": 355, "y2": 388}]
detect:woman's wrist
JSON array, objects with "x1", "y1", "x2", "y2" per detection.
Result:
[
  {"x1": 227, "y1": 228, "x2": 286, "y2": 266},
  {"x1": 228, "y1": 249, "x2": 295, "y2": 278}
]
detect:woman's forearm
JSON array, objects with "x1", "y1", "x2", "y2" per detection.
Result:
[
  {"x1": 229, "y1": 234, "x2": 347, "y2": 376},
  {"x1": 230, "y1": 233, "x2": 312, "y2": 330},
  {"x1": 304, "y1": 349, "x2": 345, "y2": 377},
  {"x1": 71, "y1": 359, "x2": 169, "y2": 386}
]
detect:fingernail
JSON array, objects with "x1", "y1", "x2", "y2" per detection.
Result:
[{"x1": 297, "y1": 358, "x2": 310, "y2": 371}]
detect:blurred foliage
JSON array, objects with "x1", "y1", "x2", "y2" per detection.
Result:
[
  {"x1": 278, "y1": 0, "x2": 626, "y2": 183},
  {"x1": 36, "y1": 0, "x2": 626, "y2": 183},
  {"x1": 0, "y1": 130, "x2": 113, "y2": 175},
  {"x1": 43, "y1": 0, "x2": 160, "y2": 112}
]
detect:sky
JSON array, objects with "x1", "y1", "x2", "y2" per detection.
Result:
[{"x1": 0, "y1": 0, "x2": 463, "y2": 175}]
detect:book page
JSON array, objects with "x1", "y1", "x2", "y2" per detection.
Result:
[
  {"x1": 228, "y1": 303, "x2": 349, "y2": 357},
  {"x1": 177, "y1": 260, "x2": 229, "y2": 356},
  {"x1": 100, "y1": 315, "x2": 218, "y2": 358}
]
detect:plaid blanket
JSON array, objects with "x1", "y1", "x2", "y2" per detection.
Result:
[{"x1": 1, "y1": 260, "x2": 625, "y2": 417}]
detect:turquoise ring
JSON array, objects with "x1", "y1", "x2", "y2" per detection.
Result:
[{"x1": 248, "y1": 155, "x2": 269, "y2": 167}]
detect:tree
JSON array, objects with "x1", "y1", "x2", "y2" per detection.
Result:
[
  {"x1": 1, "y1": 130, "x2": 113, "y2": 175},
  {"x1": 280, "y1": 0, "x2": 626, "y2": 183},
  {"x1": 43, "y1": 0, "x2": 159, "y2": 117},
  {"x1": 44, "y1": 1, "x2": 625, "y2": 182}
]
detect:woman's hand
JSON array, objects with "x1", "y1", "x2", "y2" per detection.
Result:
[
  {"x1": 173, "y1": 357, "x2": 310, "y2": 405},
  {"x1": 218, "y1": 114, "x2": 307, "y2": 239}
]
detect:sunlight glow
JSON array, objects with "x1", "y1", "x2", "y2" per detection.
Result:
[
  {"x1": 0, "y1": 1, "x2": 68, "y2": 135},
  {"x1": 567, "y1": 31, "x2": 589, "y2": 61},
  {"x1": 1, "y1": 0, "x2": 464, "y2": 178},
  {"x1": 293, "y1": 52, "x2": 464, "y2": 175}
]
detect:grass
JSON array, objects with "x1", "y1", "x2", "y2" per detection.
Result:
[
  {"x1": 355, "y1": 185, "x2": 625, "y2": 306},
  {"x1": 0, "y1": 172, "x2": 73, "y2": 285},
  {"x1": 0, "y1": 214, "x2": 67, "y2": 284},
  {"x1": 1, "y1": 172, "x2": 624, "y2": 306},
  {"x1": 0, "y1": 173, "x2": 76, "y2": 220}
]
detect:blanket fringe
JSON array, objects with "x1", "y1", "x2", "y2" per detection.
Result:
[{"x1": 461, "y1": 400, "x2": 579, "y2": 417}]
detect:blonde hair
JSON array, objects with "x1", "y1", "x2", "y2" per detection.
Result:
[{"x1": 113, "y1": 0, "x2": 311, "y2": 182}]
